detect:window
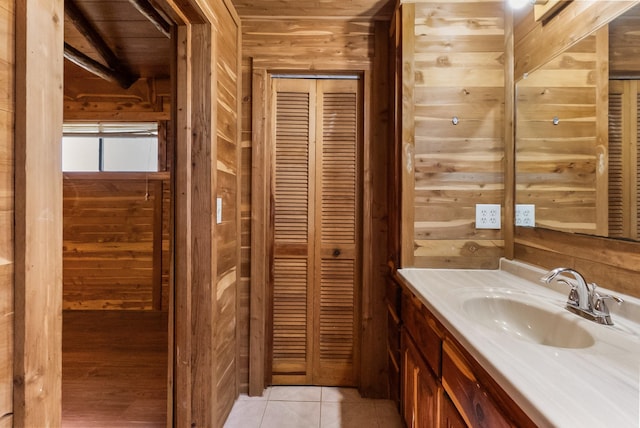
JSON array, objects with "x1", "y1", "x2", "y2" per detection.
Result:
[{"x1": 62, "y1": 123, "x2": 159, "y2": 172}]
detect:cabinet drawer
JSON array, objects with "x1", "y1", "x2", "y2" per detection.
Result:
[
  {"x1": 442, "y1": 340, "x2": 513, "y2": 428},
  {"x1": 401, "y1": 291, "x2": 442, "y2": 377}
]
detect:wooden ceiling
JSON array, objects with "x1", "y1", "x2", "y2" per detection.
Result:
[
  {"x1": 63, "y1": 0, "x2": 393, "y2": 90},
  {"x1": 230, "y1": 0, "x2": 394, "y2": 19},
  {"x1": 64, "y1": 0, "x2": 172, "y2": 84}
]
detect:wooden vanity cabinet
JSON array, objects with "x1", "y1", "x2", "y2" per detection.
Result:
[
  {"x1": 397, "y1": 281, "x2": 536, "y2": 428},
  {"x1": 442, "y1": 340, "x2": 512, "y2": 428},
  {"x1": 386, "y1": 277, "x2": 402, "y2": 409},
  {"x1": 402, "y1": 329, "x2": 439, "y2": 428},
  {"x1": 400, "y1": 288, "x2": 444, "y2": 428},
  {"x1": 441, "y1": 393, "x2": 467, "y2": 428}
]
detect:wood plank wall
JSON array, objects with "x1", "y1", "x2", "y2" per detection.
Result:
[
  {"x1": 243, "y1": 20, "x2": 375, "y2": 70},
  {"x1": 515, "y1": 33, "x2": 605, "y2": 236},
  {"x1": 242, "y1": 16, "x2": 390, "y2": 397},
  {"x1": 0, "y1": 1, "x2": 13, "y2": 425},
  {"x1": 609, "y1": 6, "x2": 640, "y2": 77},
  {"x1": 64, "y1": 77, "x2": 170, "y2": 121},
  {"x1": 514, "y1": 1, "x2": 638, "y2": 80},
  {"x1": 212, "y1": 0, "x2": 241, "y2": 425},
  {"x1": 512, "y1": 1, "x2": 640, "y2": 299},
  {"x1": 62, "y1": 55, "x2": 174, "y2": 309},
  {"x1": 62, "y1": 176, "x2": 171, "y2": 310},
  {"x1": 402, "y1": 0, "x2": 505, "y2": 269}
]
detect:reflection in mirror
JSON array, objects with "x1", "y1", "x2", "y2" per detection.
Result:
[{"x1": 515, "y1": 4, "x2": 640, "y2": 241}]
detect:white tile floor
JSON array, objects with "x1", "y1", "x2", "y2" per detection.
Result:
[{"x1": 224, "y1": 386, "x2": 404, "y2": 428}]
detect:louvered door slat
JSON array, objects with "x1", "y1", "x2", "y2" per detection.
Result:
[
  {"x1": 313, "y1": 80, "x2": 360, "y2": 386},
  {"x1": 271, "y1": 79, "x2": 315, "y2": 383},
  {"x1": 609, "y1": 89, "x2": 624, "y2": 237}
]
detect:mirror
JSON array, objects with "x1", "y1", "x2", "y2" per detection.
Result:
[{"x1": 515, "y1": 4, "x2": 640, "y2": 241}]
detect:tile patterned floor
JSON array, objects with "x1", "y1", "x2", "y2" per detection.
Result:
[{"x1": 224, "y1": 386, "x2": 404, "y2": 428}]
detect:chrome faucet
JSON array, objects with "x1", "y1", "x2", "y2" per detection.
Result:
[
  {"x1": 540, "y1": 267, "x2": 623, "y2": 325},
  {"x1": 540, "y1": 267, "x2": 592, "y2": 310}
]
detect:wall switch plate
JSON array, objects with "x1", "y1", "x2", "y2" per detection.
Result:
[
  {"x1": 216, "y1": 197, "x2": 222, "y2": 224},
  {"x1": 476, "y1": 204, "x2": 501, "y2": 229},
  {"x1": 515, "y1": 204, "x2": 535, "y2": 227}
]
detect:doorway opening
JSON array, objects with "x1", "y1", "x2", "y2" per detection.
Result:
[
  {"x1": 60, "y1": 0, "x2": 174, "y2": 425},
  {"x1": 61, "y1": 123, "x2": 171, "y2": 426}
]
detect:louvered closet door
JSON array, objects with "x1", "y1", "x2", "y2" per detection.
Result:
[
  {"x1": 312, "y1": 80, "x2": 360, "y2": 385},
  {"x1": 608, "y1": 80, "x2": 639, "y2": 239},
  {"x1": 271, "y1": 78, "x2": 316, "y2": 384},
  {"x1": 271, "y1": 77, "x2": 361, "y2": 386}
]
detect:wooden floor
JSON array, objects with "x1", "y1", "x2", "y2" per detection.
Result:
[{"x1": 62, "y1": 310, "x2": 168, "y2": 427}]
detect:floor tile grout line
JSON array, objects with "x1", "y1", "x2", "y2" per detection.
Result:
[{"x1": 257, "y1": 400, "x2": 267, "y2": 428}]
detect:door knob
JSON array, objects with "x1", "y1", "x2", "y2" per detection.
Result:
[{"x1": 333, "y1": 249, "x2": 341, "y2": 257}]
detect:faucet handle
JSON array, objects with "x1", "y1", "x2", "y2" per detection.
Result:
[
  {"x1": 590, "y1": 283, "x2": 623, "y2": 315},
  {"x1": 556, "y1": 279, "x2": 580, "y2": 307}
]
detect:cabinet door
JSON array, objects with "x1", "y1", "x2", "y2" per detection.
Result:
[
  {"x1": 441, "y1": 392, "x2": 466, "y2": 428},
  {"x1": 442, "y1": 340, "x2": 512, "y2": 428},
  {"x1": 415, "y1": 355, "x2": 438, "y2": 428},
  {"x1": 402, "y1": 332, "x2": 417, "y2": 428},
  {"x1": 402, "y1": 330, "x2": 438, "y2": 428}
]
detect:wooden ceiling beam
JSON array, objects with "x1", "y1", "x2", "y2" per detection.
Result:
[
  {"x1": 63, "y1": 43, "x2": 138, "y2": 89},
  {"x1": 128, "y1": 0, "x2": 172, "y2": 38},
  {"x1": 64, "y1": 0, "x2": 138, "y2": 88}
]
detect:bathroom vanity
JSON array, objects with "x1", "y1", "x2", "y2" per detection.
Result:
[{"x1": 389, "y1": 259, "x2": 640, "y2": 427}]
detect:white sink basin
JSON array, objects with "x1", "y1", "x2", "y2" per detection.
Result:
[{"x1": 463, "y1": 294, "x2": 595, "y2": 349}]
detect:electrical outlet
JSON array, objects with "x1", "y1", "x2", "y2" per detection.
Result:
[
  {"x1": 476, "y1": 204, "x2": 501, "y2": 229},
  {"x1": 515, "y1": 204, "x2": 535, "y2": 227}
]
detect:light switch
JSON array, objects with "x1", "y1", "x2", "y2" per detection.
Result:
[{"x1": 216, "y1": 197, "x2": 222, "y2": 224}]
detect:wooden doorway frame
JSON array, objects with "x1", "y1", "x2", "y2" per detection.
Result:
[
  {"x1": 15, "y1": 0, "x2": 229, "y2": 426},
  {"x1": 15, "y1": 0, "x2": 65, "y2": 425},
  {"x1": 250, "y1": 66, "x2": 377, "y2": 396}
]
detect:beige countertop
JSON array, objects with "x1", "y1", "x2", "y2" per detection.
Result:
[{"x1": 398, "y1": 259, "x2": 640, "y2": 428}]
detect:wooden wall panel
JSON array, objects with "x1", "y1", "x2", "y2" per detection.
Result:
[
  {"x1": 515, "y1": 227, "x2": 640, "y2": 298},
  {"x1": 232, "y1": 0, "x2": 393, "y2": 19},
  {"x1": 406, "y1": 1, "x2": 505, "y2": 269},
  {"x1": 242, "y1": 20, "x2": 375, "y2": 70},
  {"x1": 359, "y1": 21, "x2": 390, "y2": 398},
  {"x1": 63, "y1": 177, "x2": 170, "y2": 310},
  {"x1": 609, "y1": 6, "x2": 640, "y2": 77},
  {"x1": 515, "y1": 33, "x2": 604, "y2": 235},
  {"x1": 0, "y1": 1, "x2": 13, "y2": 424},
  {"x1": 213, "y1": 0, "x2": 241, "y2": 425},
  {"x1": 63, "y1": 76, "x2": 170, "y2": 121},
  {"x1": 514, "y1": 1, "x2": 637, "y2": 79}
]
